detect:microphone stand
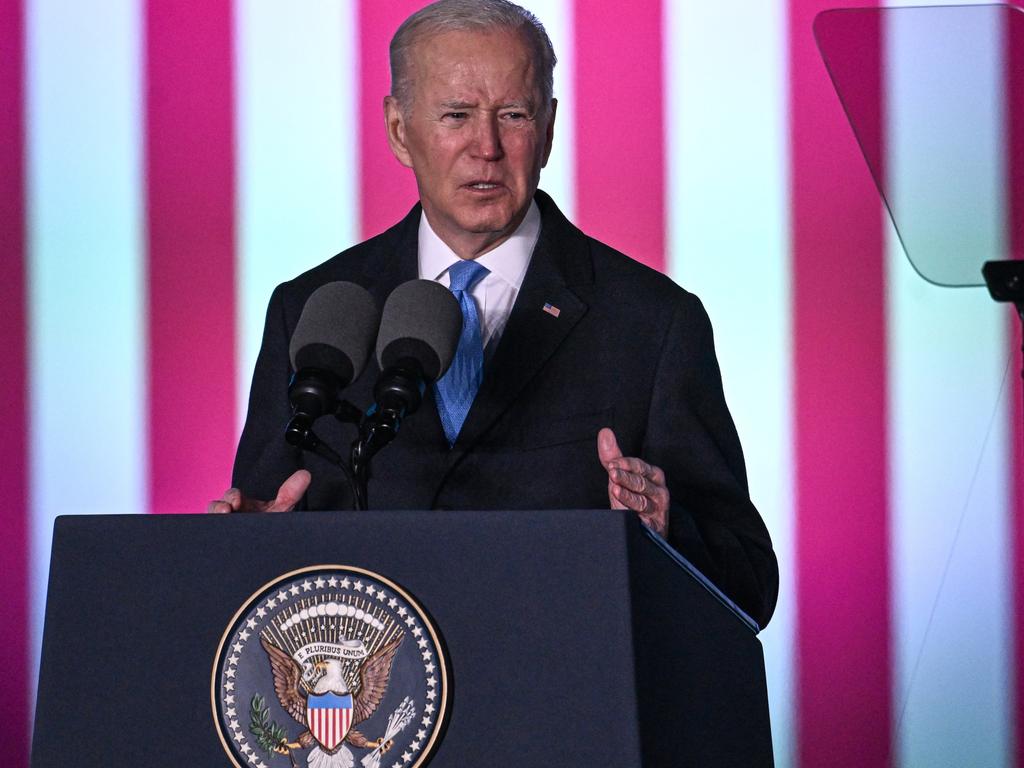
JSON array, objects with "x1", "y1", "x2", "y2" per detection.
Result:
[
  {"x1": 284, "y1": 362, "x2": 427, "y2": 511},
  {"x1": 350, "y1": 362, "x2": 426, "y2": 510},
  {"x1": 285, "y1": 400, "x2": 364, "y2": 508}
]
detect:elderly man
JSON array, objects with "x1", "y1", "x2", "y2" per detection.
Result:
[{"x1": 213, "y1": 0, "x2": 778, "y2": 627}]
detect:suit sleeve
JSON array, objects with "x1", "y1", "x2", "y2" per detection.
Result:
[
  {"x1": 644, "y1": 292, "x2": 779, "y2": 627},
  {"x1": 232, "y1": 283, "x2": 305, "y2": 502}
]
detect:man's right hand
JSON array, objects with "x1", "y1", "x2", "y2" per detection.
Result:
[{"x1": 207, "y1": 470, "x2": 312, "y2": 514}]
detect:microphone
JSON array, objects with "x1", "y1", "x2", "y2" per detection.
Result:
[
  {"x1": 286, "y1": 282, "x2": 379, "y2": 446},
  {"x1": 366, "y1": 279, "x2": 462, "y2": 440}
]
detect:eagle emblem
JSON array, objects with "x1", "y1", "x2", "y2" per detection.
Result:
[
  {"x1": 213, "y1": 566, "x2": 449, "y2": 768},
  {"x1": 261, "y1": 636, "x2": 401, "y2": 765}
]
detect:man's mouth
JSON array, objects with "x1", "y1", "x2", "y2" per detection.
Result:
[{"x1": 465, "y1": 182, "x2": 502, "y2": 190}]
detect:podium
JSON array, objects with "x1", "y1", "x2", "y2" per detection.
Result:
[{"x1": 32, "y1": 510, "x2": 773, "y2": 767}]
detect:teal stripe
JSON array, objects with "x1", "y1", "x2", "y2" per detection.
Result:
[
  {"x1": 885, "y1": 4, "x2": 1012, "y2": 765},
  {"x1": 26, "y1": 0, "x2": 144, "y2": 701},
  {"x1": 235, "y1": 0, "x2": 359, "y2": 430},
  {"x1": 664, "y1": 3, "x2": 794, "y2": 765},
  {"x1": 517, "y1": 0, "x2": 575, "y2": 220}
]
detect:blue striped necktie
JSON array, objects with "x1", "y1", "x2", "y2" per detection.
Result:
[{"x1": 434, "y1": 260, "x2": 489, "y2": 446}]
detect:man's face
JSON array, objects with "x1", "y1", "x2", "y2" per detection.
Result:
[{"x1": 385, "y1": 28, "x2": 556, "y2": 259}]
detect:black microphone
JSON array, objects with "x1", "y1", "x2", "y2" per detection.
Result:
[
  {"x1": 285, "y1": 282, "x2": 379, "y2": 448},
  {"x1": 365, "y1": 279, "x2": 462, "y2": 443}
]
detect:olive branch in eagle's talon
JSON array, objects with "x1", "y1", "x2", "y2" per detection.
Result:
[{"x1": 249, "y1": 694, "x2": 300, "y2": 768}]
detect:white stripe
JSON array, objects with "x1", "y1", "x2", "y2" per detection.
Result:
[
  {"x1": 235, "y1": 0, "x2": 359, "y2": 430},
  {"x1": 516, "y1": 0, "x2": 575, "y2": 220},
  {"x1": 26, "y1": 0, "x2": 145, "y2": 715},
  {"x1": 885, "y1": 4, "x2": 1012, "y2": 765},
  {"x1": 664, "y1": 3, "x2": 795, "y2": 765}
]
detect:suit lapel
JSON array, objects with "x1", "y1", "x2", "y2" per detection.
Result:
[
  {"x1": 359, "y1": 205, "x2": 420, "y2": 311},
  {"x1": 447, "y1": 193, "x2": 593, "y2": 459},
  {"x1": 360, "y1": 194, "x2": 596, "y2": 494}
]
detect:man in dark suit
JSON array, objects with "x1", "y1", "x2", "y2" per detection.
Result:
[{"x1": 211, "y1": 0, "x2": 778, "y2": 628}]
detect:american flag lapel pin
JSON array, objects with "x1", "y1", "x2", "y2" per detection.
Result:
[{"x1": 542, "y1": 302, "x2": 561, "y2": 318}]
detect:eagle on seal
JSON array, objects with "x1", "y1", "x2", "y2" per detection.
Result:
[{"x1": 260, "y1": 635, "x2": 402, "y2": 768}]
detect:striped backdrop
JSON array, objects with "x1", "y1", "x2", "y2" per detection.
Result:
[{"x1": 0, "y1": 1, "x2": 1020, "y2": 766}]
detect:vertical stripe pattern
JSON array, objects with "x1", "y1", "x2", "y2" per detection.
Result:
[
  {"x1": 0, "y1": 0, "x2": 28, "y2": 760},
  {"x1": 357, "y1": 0, "x2": 423, "y2": 240},
  {"x1": 146, "y1": 0, "x2": 236, "y2": 514},
  {"x1": 886, "y1": 6, "x2": 1011, "y2": 765},
  {"x1": 1007, "y1": 7, "x2": 1024, "y2": 767},
  {"x1": 234, "y1": 0, "x2": 359, "y2": 431},
  {"x1": 573, "y1": 0, "x2": 664, "y2": 271},
  {"x1": 26, "y1": 0, "x2": 146, "y2": 743},
  {"x1": 791, "y1": 1, "x2": 891, "y2": 765},
  {"x1": 665, "y1": 2, "x2": 795, "y2": 763},
  {"x1": 1016, "y1": 318, "x2": 1024, "y2": 768},
  {"x1": 5, "y1": 3, "x2": 1024, "y2": 766}
]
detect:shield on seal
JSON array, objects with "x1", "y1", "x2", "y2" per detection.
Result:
[{"x1": 306, "y1": 692, "x2": 353, "y2": 750}]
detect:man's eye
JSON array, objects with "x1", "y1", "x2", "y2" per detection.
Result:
[
  {"x1": 443, "y1": 112, "x2": 468, "y2": 120},
  {"x1": 502, "y1": 112, "x2": 527, "y2": 120}
]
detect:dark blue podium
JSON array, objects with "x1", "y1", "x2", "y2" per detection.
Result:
[{"x1": 32, "y1": 509, "x2": 773, "y2": 767}]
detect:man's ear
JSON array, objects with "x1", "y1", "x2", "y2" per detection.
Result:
[
  {"x1": 541, "y1": 98, "x2": 557, "y2": 168},
  {"x1": 384, "y1": 96, "x2": 414, "y2": 169}
]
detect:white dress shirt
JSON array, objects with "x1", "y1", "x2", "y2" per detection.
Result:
[{"x1": 418, "y1": 201, "x2": 541, "y2": 351}]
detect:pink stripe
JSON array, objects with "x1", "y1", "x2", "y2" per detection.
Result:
[
  {"x1": 573, "y1": 0, "x2": 664, "y2": 271},
  {"x1": 145, "y1": 0, "x2": 237, "y2": 514},
  {"x1": 1013, "y1": 317, "x2": 1024, "y2": 768},
  {"x1": 1005, "y1": 9, "x2": 1024, "y2": 764},
  {"x1": 0, "y1": 0, "x2": 28, "y2": 760},
  {"x1": 792, "y1": 2, "x2": 892, "y2": 765},
  {"x1": 357, "y1": 0, "x2": 422, "y2": 240}
]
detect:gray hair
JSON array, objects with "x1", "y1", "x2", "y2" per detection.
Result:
[{"x1": 389, "y1": 0, "x2": 557, "y2": 115}]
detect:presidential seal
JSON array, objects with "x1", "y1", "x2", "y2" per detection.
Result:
[{"x1": 212, "y1": 566, "x2": 449, "y2": 768}]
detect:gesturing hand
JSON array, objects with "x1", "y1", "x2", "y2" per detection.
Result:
[
  {"x1": 597, "y1": 428, "x2": 669, "y2": 537},
  {"x1": 207, "y1": 470, "x2": 312, "y2": 514}
]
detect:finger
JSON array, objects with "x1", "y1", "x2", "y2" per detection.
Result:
[
  {"x1": 610, "y1": 468, "x2": 648, "y2": 495},
  {"x1": 597, "y1": 427, "x2": 623, "y2": 468},
  {"x1": 267, "y1": 470, "x2": 312, "y2": 513},
  {"x1": 208, "y1": 487, "x2": 243, "y2": 514},
  {"x1": 608, "y1": 456, "x2": 664, "y2": 484},
  {"x1": 613, "y1": 484, "x2": 669, "y2": 533},
  {"x1": 607, "y1": 477, "x2": 627, "y2": 510},
  {"x1": 611, "y1": 483, "x2": 649, "y2": 514},
  {"x1": 207, "y1": 500, "x2": 234, "y2": 514},
  {"x1": 610, "y1": 472, "x2": 670, "y2": 512}
]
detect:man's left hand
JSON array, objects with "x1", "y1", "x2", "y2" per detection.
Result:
[{"x1": 597, "y1": 428, "x2": 669, "y2": 537}]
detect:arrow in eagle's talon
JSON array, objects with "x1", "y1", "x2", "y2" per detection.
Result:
[{"x1": 274, "y1": 741, "x2": 300, "y2": 755}]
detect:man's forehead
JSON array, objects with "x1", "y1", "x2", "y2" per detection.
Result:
[
  {"x1": 413, "y1": 29, "x2": 534, "y2": 74},
  {"x1": 409, "y1": 28, "x2": 540, "y2": 99}
]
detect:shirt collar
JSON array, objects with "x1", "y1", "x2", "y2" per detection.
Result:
[{"x1": 418, "y1": 200, "x2": 540, "y2": 291}]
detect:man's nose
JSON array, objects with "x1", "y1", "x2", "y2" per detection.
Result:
[{"x1": 471, "y1": 113, "x2": 504, "y2": 160}]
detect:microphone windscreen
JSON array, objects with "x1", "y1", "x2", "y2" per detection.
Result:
[
  {"x1": 289, "y1": 282, "x2": 380, "y2": 386},
  {"x1": 376, "y1": 279, "x2": 462, "y2": 381}
]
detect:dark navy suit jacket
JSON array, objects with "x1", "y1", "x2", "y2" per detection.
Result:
[{"x1": 233, "y1": 191, "x2": 779, "y2": 626}]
